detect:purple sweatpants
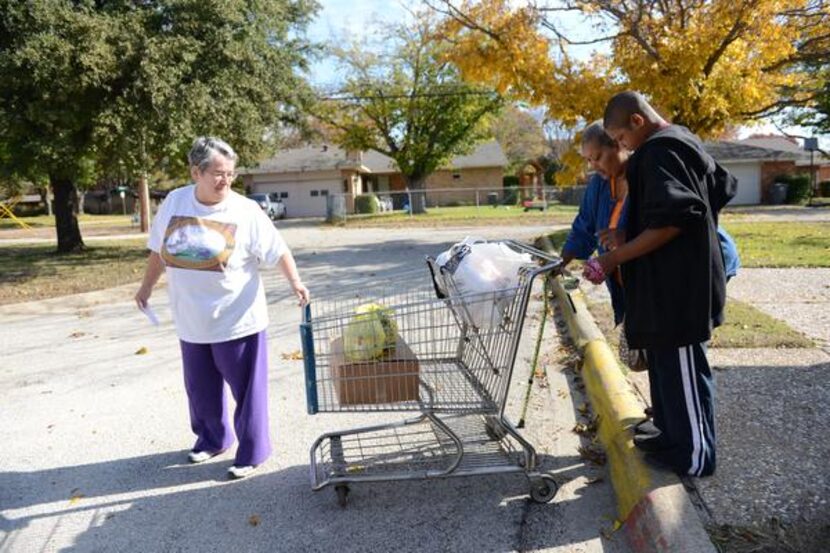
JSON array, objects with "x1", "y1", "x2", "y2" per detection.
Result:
[{"x1": 179, "y1": 330, "x2": 272, "y2": 466}]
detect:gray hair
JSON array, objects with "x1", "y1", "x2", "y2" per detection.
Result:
[
  {"x1": 187, "y1": 136, "x2": 238, "y2": 172},
  {"x1": 581, "y1": 120, "x2": 616, "y2": 149}
]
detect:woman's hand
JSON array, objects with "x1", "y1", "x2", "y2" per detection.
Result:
[
  {"x1": 291, "y1": 280, "x2": 310, "y2": 307},
  {"x1": 135, "y1": 285, "x2": 152, "y2": 310}
]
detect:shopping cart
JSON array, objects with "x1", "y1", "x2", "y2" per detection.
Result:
[{"x1": 300, "y1": 240, "x2": 562, "y2": 506}]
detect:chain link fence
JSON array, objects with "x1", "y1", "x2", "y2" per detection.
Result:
[{"x1": 326, "y1": 185, "x2": 586, "y2": 223}]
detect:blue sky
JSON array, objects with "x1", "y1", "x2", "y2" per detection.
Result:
[
  {"x1": 306, "y1": 0, "x2": 410, "y2": 88},
  {"x1": 306, "y1": 0, "x2": 825, "y2": 145}
]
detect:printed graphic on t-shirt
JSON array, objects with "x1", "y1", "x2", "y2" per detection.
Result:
[{"x1": 161, "y1": 216, "x2": 236, "y2": 271}]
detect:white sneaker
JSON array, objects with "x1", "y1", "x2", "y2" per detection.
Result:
[
  {"x1": 227, "y1": 465, "x2": 258, "y2": 479},
  {"x1": 187, "y1": 450, "x2": 223, "y2": 464}
]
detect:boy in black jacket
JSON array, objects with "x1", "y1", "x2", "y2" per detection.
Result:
[{"x1": 594, "y1": 91, "x2": 735, "y2": 477}]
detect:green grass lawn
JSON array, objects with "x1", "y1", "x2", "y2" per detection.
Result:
[
  {"x1": 710, "y1": 299, "x2": 813, "y2": 348},
  {"x1": 722, "y1": 221, "x2": 830, "y2": 267},
  {"x1": 0, "y1": 214, "x2": 134, "y2": 230},
  {"x1": 542, "y1": 227, "x2": 814, "y2": 348},
  {"x1": 587, "y1": 296, "x2": 811, "y2": 354},
  {"x1": 542, "y1": 222, "x2": 830, "y2": 268},
  {"x1": 343, "y1": 204, "x2": 579, "y2": 227},
  {"x1": 0, "y1": 239, "x2": 149, "y2": 305}
]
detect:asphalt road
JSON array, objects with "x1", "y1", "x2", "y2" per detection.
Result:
[{"x1": 1, "y1": 223, "x2": 630, "y2": 553}]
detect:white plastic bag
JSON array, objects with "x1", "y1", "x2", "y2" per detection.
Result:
[{"x1": 435, "y1": 237, "x2": 532, "y2": 328}]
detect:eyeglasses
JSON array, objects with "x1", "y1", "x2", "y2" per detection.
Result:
[{"x1": 210, "y1": 171, "x2": 237, "y2": 181}]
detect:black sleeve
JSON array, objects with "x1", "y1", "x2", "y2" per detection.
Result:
[
  {"x1": 708, "y1": 162, "x2": 738, "y2": 214},
  {"x1": 639, "y1": 147, "x2": 708, "y2": 229}
]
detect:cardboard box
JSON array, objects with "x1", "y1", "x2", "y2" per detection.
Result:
[{"x1": 329, "y1": 335, "x2": 420, "y2": 405}]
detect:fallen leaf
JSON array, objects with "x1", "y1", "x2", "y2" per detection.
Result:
[
  {"x1": 69, "y1": 489, "x2": 85, "y2": 504},
  {"x1": 578, "y1": 444, "x2": 607, "y2": 466},
  {"x1": 572, "y1": 422, "x2": 590, "y2": 435},
  {"x1": 68, "y1": 331, "x2": 87, "y2": 339},
  {"x1": 248, "y1": 515, "x2": 260, "y2": 527},
  {"x1": 577, "y1": 402, "x2": 590, "y2": 415},
  {"x1": 600, "y1": 519, "x2": 623, "y2": 539},
  {"x1": 135, "y1": 346, "x2": 148, "y2": 355},
  {"x1": 281, "y1": 350, "x2": 303, "y2": 360}
]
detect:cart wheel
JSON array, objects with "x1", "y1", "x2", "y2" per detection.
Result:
[
  {"x1": 335, "y1": 484, "x2": 350, "y2": 507},
  {"x1": 529, "y1": 475, "x2": 558, "y2": 503}
]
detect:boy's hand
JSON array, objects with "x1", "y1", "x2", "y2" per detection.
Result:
[
  {"x1": 598, "y1": 228, "x2": 625, "y2": 250},
  {"x1": 596, "y1": 251, "x2": 620, "y2": 277}
]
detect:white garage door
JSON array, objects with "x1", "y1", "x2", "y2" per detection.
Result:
[
  {"x1": 723, "y1": 163, "x2": 761, "y2": 205},
  {"x1": 253, "y1": 180, "x2": 340, "y2": 218}
]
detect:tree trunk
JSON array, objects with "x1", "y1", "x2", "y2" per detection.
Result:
[
  {"x1": 405, "y1": 175, "x2": 428, "y2": 215},
  {"x1": 138, "y1": 172, "x2": 151, "y2": 232},
  {"x1": 51, "y1": 176, "x2": 85, "y2": 253}
]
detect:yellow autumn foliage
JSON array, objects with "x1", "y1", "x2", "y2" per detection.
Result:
[{"x1": 438, "y1": 0, "x2": 826, "y2": 183}]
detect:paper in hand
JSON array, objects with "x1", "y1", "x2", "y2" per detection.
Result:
[{"x1": 140, "y1": 304, "x2": 160, "y2": 326}]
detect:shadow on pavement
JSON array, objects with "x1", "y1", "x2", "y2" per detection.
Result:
[
  {"x1": 1, "y1": 450, "x2": 602, "y2": 553},
  {"x1": 695, "y1": 361, "x2": 830, "y2": 553}
]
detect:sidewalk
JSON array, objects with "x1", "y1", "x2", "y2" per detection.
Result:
[{"x1": 579, "y1": 267, "x2": 830, "y2": 552}]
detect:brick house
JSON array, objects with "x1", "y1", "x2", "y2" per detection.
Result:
[
  {"x1": 704, "y1": 137, "x2": 830, "y2": 204},
  {"x1": 240, "y1": 141, "x2": 507, "y2": 217}
]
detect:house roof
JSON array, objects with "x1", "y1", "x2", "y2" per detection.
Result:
[
  {"x1": 703, "y1": 140, "x2": 806, "y2": 163},
  {"x1": 738, "y1": 136, "x2": 803, "y2": 153},
  {"x1": 737, "y1": 136, "x2": 829, "y2": 164},
  {"x1": 243, "y1": 140, "x2": 507, "y2": 175}
]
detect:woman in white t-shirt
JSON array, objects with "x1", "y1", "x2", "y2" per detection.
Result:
[{"x1": 135, "y1": 137, "x2": 309, "y2": 480}]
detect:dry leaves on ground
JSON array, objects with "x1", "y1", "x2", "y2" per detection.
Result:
[{"x1": 578, "y1": 444, "x2": 607, "y2": 466}]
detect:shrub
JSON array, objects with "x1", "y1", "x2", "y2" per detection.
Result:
[
  {"x1": 819, "y1": 180, "x2": 830, "y2": 198},
  {"x1": 502, "y1": 175, "x2": 520, "y2": 188},
  {"x1": 775, "y1": 174, "x2": 812, "y2": 204},
  {"x1": 354, "y1": 193, "x2": 379, "y2": 214}
]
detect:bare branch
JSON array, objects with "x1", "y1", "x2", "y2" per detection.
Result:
[
  {"x1": 538, "y1": 18, "x2": 620, "y2": 45},
  {"x1": 771, "y1": 122, "x2": 830, "y2": 157},
  {"x1": 422, "y1": 0, "x2": 502, "y2": 42},
  {"x1": 740, "y1": 93, "x2": 820, "y2": 118}
]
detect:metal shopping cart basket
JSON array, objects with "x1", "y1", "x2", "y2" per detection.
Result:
[{"x1": 300, "y1": 239, "x2": 562, "y2": 506}]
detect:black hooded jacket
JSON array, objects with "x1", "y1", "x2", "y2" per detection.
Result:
[{"x1": 622, "y1": 125, "x2": 736, "y2": 349}]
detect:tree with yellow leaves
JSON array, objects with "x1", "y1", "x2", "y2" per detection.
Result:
[{"x1": 429, "y1": 0, "x2": 829, "y2": 182}]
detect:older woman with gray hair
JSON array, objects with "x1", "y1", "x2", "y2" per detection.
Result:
[
  {"x1": 135, "y1": 136, "x2": 309, "y2": 479},
  {"x1": 561, "y1": 121, "x2": 630, "y2": 325}
]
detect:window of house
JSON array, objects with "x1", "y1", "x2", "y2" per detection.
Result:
[
  {"x1": 311, "y1": 190, "x2": 319, "y2": 197},
  {"x1": 320, "y1": 189, "x2": 329, "y2": 196},
  {"x1": 280, "y1": 192, "x2": 288, "y2": 199},
  {"x1": 452, "y1": 173, "x2": 462, "y2": 180}
]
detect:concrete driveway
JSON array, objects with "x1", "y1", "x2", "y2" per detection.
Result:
[{"x1": 1, "y1": 223, "x2": 630, "y2": 553}]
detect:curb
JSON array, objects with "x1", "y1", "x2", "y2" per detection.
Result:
[{"x1": 550, "y1": 277, "x2": 716, "y2": 553}]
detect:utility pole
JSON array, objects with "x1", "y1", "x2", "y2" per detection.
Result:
[{"x1": 805, "y1": 137, "x2": 819, "y2": 206}]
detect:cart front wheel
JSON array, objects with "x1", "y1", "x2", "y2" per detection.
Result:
[
  {"x1": 335, "y1": 484, "x2": 350, "y2": 507},
  {"x1": 529, "y1": 475, "x2": 558, "y2": 503}
]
